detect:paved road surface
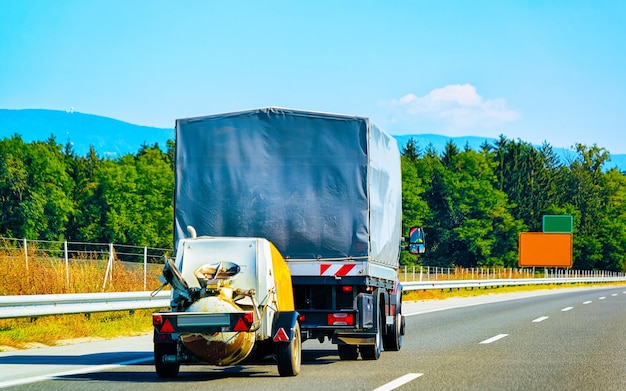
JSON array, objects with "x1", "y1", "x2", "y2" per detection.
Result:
[{"x1": 1, "y1": 286, "x2": 625, "y2": 390}]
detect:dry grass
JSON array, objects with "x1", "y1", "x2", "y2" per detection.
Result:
[
  {"x1": 0, "y1": 249, "x2": 163, "y2": 350},
  {"x1": 402, "y1": 281, "x2": 626, "y2": 302},
  {"x1": 0, "y1": 248, "x2": 163, "y2": 295},
  {"x1": 398, "y1": 266, "x2": 537, "y2": 282}
]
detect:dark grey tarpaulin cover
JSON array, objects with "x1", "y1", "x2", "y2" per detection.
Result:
[{"x1": 175, "y1": 107, "x2": 401, "y2": 266}]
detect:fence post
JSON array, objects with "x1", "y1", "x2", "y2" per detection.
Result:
[
  {"x1": 144, "y1": 246, "x2": 148, "y2": 290},
  {"x1": 23, "y1": 238, "x2": 29, "y2": 272},
  {"x1": 102, "y1": 243, "x2": 114, "y2": 291},
  {"x1": 64, "y1": 240, "x2": 69, "y2": 290}
]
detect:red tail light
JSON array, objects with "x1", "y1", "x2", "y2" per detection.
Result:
[
  {"x1": 153, "y1": 314, "x2": 163, "y2": 326},
  {"x1": 160, "y1": 319, "x2": 175, "y2": 333},
  {"x1": 328, "y1": 313, "x2": 354, "y2": 326},
  {"x1": 341, "y1": 285, "x2": 353, "y2": 292},
  {"x1": 233, "y1": 312, "x2": 254, "y2": 332}
]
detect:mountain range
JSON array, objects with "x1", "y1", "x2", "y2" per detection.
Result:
[{"x1": 1, "y1": 109, "x2": 625, "y2": 171}]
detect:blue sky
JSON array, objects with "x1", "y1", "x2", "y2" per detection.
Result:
[{"x1": 2, "y1": 0, "x2": 625, "y2": 153}]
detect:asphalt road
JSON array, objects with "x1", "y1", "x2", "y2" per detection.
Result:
[{"x1": 1, "y1": 286, "x2": 625, "y2": 390}]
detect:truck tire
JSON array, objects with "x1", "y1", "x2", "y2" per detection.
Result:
[
  {"x1": 154, "y1": 342, "x2": 180, "y2": 378},
  {"x1": 276, "y1": 322, "x2": 301, "y2": 376},
  {"x1": 383, "y1": 311, "x2": 403, "y2": 351},
  {"x1": 337, "y1": 344, "x2": 359, "y2": 360},
  {"x1": 360, "y1": 310, "x2": 382, "y2": 360}
]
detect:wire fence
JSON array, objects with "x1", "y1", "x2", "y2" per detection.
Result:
[
  {"x1": 2, "y1": 236, "x2": 625, "y2": 292},
  {"x1": 0, "y1": 236, "x2": 172, "y2": 291},
  {"x1": 398, "y1": 265, "x2": 626, "y2": 282}
]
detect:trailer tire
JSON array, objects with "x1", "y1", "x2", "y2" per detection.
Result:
[
  {"x1": 154, "y1": 342, "x2": 180, "y2": 378},
  {"x1": 360, "y1": 309, "x2": 382, "y2": 360},
  {"x1": 276, "y1": 322, "x2": 301, "y2": 376}
]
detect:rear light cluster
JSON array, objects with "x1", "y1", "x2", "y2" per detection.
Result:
[
  {"x1": 233, "y1": 312, "x2": 254, "y2": 332},
  {"x1": 327, "y1": 313, "x2": 354, "y2": 326}
]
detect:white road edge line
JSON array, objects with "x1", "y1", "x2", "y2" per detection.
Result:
[
  {"x1": 372, "y1": 373, "x2": 424, "y2": 391},
  {"x1": 480, "y1": 334, "x2": 509, "y2": 344},
  {"x1": 0, "y1": 356, "x2": 152, "y2": 389},
  {"x1": 561, "y1": 307, "x2": 574, "y2": 312},
  {"x1": 532, "y1": 316, "x2": 549, "y2": 323}
]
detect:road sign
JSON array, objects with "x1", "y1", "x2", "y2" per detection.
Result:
[
  {"x1": 518, "y1": 232, "x2": 573, "y2": 267},
  {"x1": 543, "y1": 215, "x2": 573, "y2": 233}
]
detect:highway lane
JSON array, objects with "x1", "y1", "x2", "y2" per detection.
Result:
[{"x1": 1, "y1": 286, "x2": 625, "y2": 390}]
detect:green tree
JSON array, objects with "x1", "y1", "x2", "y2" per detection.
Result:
[
  {"x1": 562, "y1": 144, "x2": 610, "y2": 269},
  {"x1": 17, "y1": 136, "x2": 74, "y2": 241},
  {"x1": 422, "y1": 149, "x2": 523, "y2": 267},
  {"x1": 0, "y1": 135, "x2": 29, "y2": 237}
]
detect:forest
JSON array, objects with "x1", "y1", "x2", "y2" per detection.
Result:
[{"x1": 1, "y1": 133, "x2": 625, "y2": 272}]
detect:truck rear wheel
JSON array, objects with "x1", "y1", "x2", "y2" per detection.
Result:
[
  {"x1": 337, "y1": 344, "x2": 359, "y2": 360},
  {"x1": 383, "y1": 312, "x2": 403, "y2": 351},
  {"x1": 360, "y1": 310, "x2": 382, "y2": 360},
  {"x1": 154, "y1": 342, "x2": 180, "y2": 378},
  {"x1": 276, "y1": 322, "x2": 301, "y2": 376}
]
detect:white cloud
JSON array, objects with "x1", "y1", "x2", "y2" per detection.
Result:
[{"x1": 389, "y1": 84, "x2": 520, "y2": 133}]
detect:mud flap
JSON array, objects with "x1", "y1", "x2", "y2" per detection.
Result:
[{"x1": 272, "y1": 311, "x2": 300, "y2": 343}]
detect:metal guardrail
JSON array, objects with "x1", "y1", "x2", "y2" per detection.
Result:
[
  {"x1": 2, "y1": 276, "x2": 626, "y2": 319},
  {"x1": 401, "y1": 276, "x2": 626, "y2": 291},
  {"x1": 0, "y1": 291, "x2": 171, "y2": 319}
]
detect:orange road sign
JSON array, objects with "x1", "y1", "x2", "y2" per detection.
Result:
[{"x1": 518, "y1": 232, "x2": 573, "y2": 267}]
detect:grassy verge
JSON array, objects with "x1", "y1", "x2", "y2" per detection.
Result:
[
  {"x1": 402, "y1": 281, "x2": 626, "y2": 302},
  {"x1": 0, "y1": 309, "x2": 158, "y2": 351}
]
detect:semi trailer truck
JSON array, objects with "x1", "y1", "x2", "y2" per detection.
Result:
[{"x1": 153, "y1": 107, "x2": 405, "y2": 377}]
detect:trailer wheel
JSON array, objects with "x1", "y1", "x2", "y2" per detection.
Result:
[
  {"x1": 154, "y1": 342, "x2": 180, "y2": 378},
  {"x1": 360, "y1": 310, "x2": 382, "y2": 360},
  {"x1": 276, "y1": 322, "x2": 301, "y2": 376},
  {"x1": 383, "y1": 311, "x2": 403, "y2": 351},
  {"x1": 337, "y1": 344, "x2": 359, "y2": 360}
]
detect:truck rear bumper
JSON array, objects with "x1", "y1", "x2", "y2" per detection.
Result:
[{"x1": 333, "y1": 332, "x2": 376, "y2": 346}]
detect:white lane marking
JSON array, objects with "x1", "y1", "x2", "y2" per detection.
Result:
[
  {"x1": 583, "y1": 301, "x2": 592, "y2": 304},
  {"x1": 480, "y1": 334, "x2": 509, "y2": 344},
  {"x1": 561, "y1": 307, "x2": 574, "y2": 312},
  {"x1": 0, "y1": 356, "x2": 152, "y2": 389},
  {"x1": 373, "y1": 373, "x2": 424, "y2": 391},
  {"x1": 611, "y1": 293, "x2": 618, "y2": 297},
  {"x1": 599, "y1": 297, "x2": 607, "y2": 300},
  {"x1": 532, "y1": 316, "x2": 549, "y2": 323}
]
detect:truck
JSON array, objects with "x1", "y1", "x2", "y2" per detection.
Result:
[{"x1": 152, "y1": 107, "x2": 405, "y2": 377}]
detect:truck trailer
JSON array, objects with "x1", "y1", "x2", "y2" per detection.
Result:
[{"x1": 153, "y1": 107, "x2": 405, "y2": 377}]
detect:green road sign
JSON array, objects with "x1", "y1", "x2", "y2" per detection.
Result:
[{"x1": 543, "y1": 215, "x2": 573, "y2": 233}]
